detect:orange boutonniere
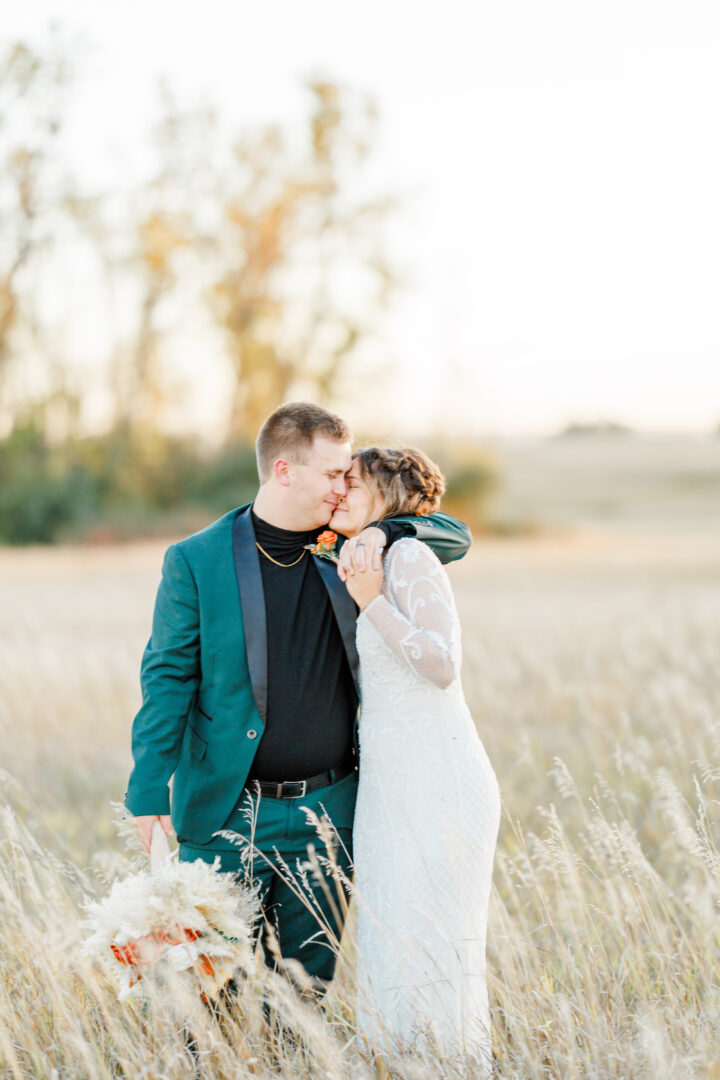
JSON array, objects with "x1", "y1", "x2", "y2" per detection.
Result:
[{"x1": 306, "y1": 529, "x2": 338, "y2": 563}]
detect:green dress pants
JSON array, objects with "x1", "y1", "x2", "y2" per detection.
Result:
[{"x1": 179, "y1": 769, "x2": 357, "y2": 984}]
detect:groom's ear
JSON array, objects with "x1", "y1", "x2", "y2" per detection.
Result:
[{"x1": 273, "y1": 458, "x2": 292, "y2": 486}]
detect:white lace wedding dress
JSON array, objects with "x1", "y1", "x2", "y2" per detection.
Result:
[{"x1": 353, "y1": 538, "x2": 501, "y2": 1064}]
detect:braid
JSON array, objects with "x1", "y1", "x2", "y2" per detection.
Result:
[{"x1": 354, "y1": 446, "x2": 446, "y2": 518}]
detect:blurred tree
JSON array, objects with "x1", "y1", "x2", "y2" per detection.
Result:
[
  {"x1": 208, "y1": 79, "x2": 397, "y2": 441},
  {"x1": 556, "y1": 420, "x2": 633, "y2": 438},
  {"x1": 0, "y1": 47, "x2": 420, "y2": 541},
  {"x1": 0, "y1": 37, "x2": 72, "y2": 430},
  {"x1": 425, "y1": 440, "x2": 499, "y2": 533},
  {"x1": 108, "y1": 86, "x2": 206, "y2": 435},
  {"x1": 0, "y1": 45, "x2": 397, "y2": 447}
]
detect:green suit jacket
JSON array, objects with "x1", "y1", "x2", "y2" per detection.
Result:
[{"x1": 125, "y1": 503, "x2": 471, "y2": 843}]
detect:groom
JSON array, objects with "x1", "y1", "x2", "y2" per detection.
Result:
[{"x1": 125, "y1": 401, "x2": 471, "y2": 985}]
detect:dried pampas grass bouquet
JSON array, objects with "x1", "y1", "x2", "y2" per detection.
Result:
[{"x1": 84, "y1": 817, "x2": 260, "y2": 1002}]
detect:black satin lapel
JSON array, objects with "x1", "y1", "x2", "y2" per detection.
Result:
[
  {"x1": 314, "y1": 555, "x2": 360, "y2": 686},
  {"x1": 232, "y1": 507, "x2": 267, "y2": 723}
]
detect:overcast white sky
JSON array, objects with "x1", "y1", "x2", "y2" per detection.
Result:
[{"x1": 4, "y1": 0, "x2": 720, "y2": 435}]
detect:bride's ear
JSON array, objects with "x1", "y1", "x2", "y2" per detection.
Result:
[{"x1": 373, "y1": 492, "x2": 387, "y2": 519}]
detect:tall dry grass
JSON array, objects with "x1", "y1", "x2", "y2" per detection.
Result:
[{"x1": 1, "y1": 532, "x2": 719, "y2": 1078}]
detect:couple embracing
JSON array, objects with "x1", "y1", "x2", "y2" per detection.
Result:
[{"x1": 125, "y1": 402, "x2": 500, "y2": 1060}]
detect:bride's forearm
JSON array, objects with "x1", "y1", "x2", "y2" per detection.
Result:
[{"x1": 360, "y1": 594, "x2": 458, "y2": 689}]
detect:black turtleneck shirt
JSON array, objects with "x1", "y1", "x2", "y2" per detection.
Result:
[{"x1": 248, "y1": 509, "x2": 358, "y2": 780}]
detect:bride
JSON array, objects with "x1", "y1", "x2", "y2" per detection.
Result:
[{"x1": 329, "y1": 447, "x2": 501, "y2": 1065}]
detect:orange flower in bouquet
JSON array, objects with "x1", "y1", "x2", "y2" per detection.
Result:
[{"x1": 84, "y1": 822, "x2": 259, "y2": 1001}]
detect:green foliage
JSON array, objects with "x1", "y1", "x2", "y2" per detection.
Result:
[
  {"x1": 0, "y1": 421, "x2": 96, "y2": 543},
  {"x1": 0, "y1": 421, "x2": 500, "y2": 544},
  {"x1": 181, "y1": 442, "x2": 259, "y2": 512},
  {"x1": 0, "y1": 420, "x2": 260, "y2": 544}
]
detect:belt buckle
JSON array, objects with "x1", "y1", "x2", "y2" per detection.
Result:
[
  {"x1": 287, "y1": 778, "x2": 308, "y2": 799},
  {"x1": 271, "y1": 778, "x2": 309, "y2": 799}
]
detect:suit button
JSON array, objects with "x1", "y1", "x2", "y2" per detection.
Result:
[{"x1": 247, "y1": 729, "x2": 258, "y2": 740}]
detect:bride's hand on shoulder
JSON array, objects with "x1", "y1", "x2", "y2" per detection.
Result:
[{"x1": 343, "y1": 560, "x2": 384, "y2": 611}]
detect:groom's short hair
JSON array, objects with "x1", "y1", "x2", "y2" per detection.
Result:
[{"x1": 256, "y1": 402, "x2": 351, "y2": 482}]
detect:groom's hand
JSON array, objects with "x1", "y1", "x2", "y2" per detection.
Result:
[
  {"x1": 337, "y1": 526, "x2": 386, "y2": 582},
  {"x1": 133, "y1": 814, "x2": 174, "y2": 855}
]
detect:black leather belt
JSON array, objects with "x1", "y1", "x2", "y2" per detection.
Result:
[{"x1": 245, "y1": 760, "x2": 355, "y2": 800}]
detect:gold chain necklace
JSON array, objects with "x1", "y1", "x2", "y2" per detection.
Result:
[{"x1": 255, "y1": 541, "x2": 307, "y2": 568}]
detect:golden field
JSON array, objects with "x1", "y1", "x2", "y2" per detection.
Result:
[{"x1": 1, "y1": 526, "x2": 720, "y2": 1078}]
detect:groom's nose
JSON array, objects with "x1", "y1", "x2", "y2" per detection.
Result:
[{"x1": 332, "y1": 475, "x2": 348, "y2": 499}]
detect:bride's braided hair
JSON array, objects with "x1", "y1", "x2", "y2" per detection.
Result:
[{"x1": 354, "y1": 447, "x2": 446, "y2": 518}]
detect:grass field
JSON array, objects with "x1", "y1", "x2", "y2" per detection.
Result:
[
  {"x1": 2, "y1": 525, "x2": 720, "y2": 1077},
  {"x1": 485, "y1": 432, "x2": 720, "y2": 530}
]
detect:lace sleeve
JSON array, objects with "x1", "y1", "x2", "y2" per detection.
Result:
[{"x1": 360, "y1": 538, "x2": 460, "y2": 689}]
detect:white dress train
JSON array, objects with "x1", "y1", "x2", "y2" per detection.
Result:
[{"x1": 352, "y1": 538, "x2": 501, "y2": 1063}]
